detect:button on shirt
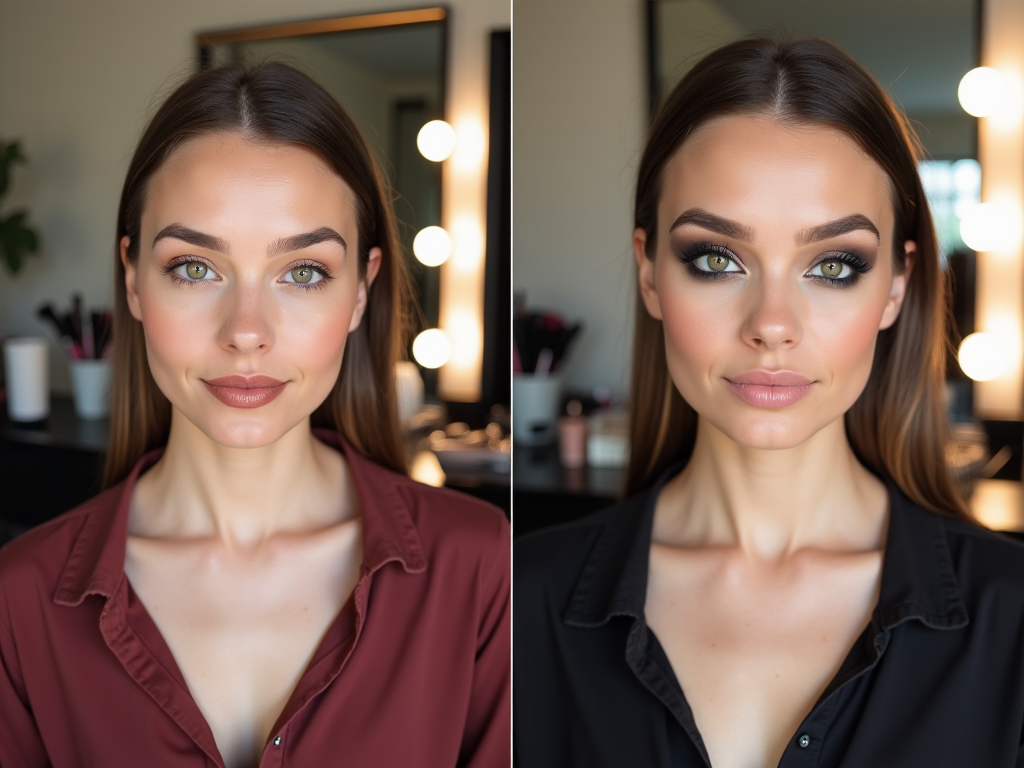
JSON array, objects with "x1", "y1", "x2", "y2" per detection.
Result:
[
  {"x1": 0, "y1": 430, "x2": 510, "y2": 767},
  {"x1": 514, "y1": 466, "x2": 1024, "y2": 767}
]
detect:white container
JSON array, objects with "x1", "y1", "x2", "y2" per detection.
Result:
[
  {"x1": 587, "y1": 409, "x2": 630, "y2": 468},
  {"x1": 395, "y1": 360, "x2": 425, "y2": 426},
  {"x1": 512, "y1": 374, "x2": 561, "y2": 446},
  {"x1": 3, "y1": 337, "x2": 50, "y2": 422},
  {"x1": 69, "y1": 359, "x2": 111, "y2": 419}
]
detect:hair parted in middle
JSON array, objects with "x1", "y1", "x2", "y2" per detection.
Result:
[
  {"x1": 105, "y1": 61, "x2": 414, "y2": 488},
  {"x1": 627, "y1": 36, "x2": 969, "y2": 520}
]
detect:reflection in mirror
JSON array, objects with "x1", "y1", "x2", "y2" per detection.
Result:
[{"x1": 198, "y1": 9, "x2": 446, "y2": 396}]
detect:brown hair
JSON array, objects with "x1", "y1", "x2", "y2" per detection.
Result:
[
  {"x1": 104, "y1": 62, "x2": 412, "y2": 487},
  {"x1": 627, "y1": 37, "x2": 970, "y2": 519}
]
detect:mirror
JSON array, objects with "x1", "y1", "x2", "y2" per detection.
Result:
[
  {"x1": 650, "y1": 1, "x2": 978, "y2": 160},
  {"x1": 198, "y1": 8, "x2": 447, "y2": 395}
]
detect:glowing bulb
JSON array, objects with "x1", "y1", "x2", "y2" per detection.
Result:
[
  {"x1": 960, "y1": 202, "x2": 1023, "y2": 252},
  {"x1": 958, "y1": 67, "x2": 1005, "y2": 117},
  {"x1": 410, "y1": 450, "x2": 446, "y2": 487},
  {"x1": 412, "y1": 328, "x2": 451, "y2": 369},
  {"x1": 416, "y1": 120, "x2": 456, "y2": 162},
  {"x1": 413, "y1": 226, "x2": 451, "y2": 266},
  {"x1": 958, "y1": 332, "x2": 1008, "y2": 381}
]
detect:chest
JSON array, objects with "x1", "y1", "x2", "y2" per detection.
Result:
[
  {"x1": 645, "y1": 547, "x2": 881, "y2": 768},
  {"x1": 124, "y1": 525, "x2": 361, "y2": 768}
]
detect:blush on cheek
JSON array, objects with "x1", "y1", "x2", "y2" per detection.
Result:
[
  {"x1": 139, "y1": 301, "x2": 211, "y2": 394},
  {"x1": 657, "y1": 292, "x2": 733, "y2": 401},
  {"x1": 808, "y1": 300, "x2": 886, "y2": 401}
]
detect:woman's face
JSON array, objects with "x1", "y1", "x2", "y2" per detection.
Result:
[
  {"x1": 635, "y1": 114, "x2": 913, "y2": 450},
  {"x1": 121, "y1": 132, "x2": 380, "y2": 448}
]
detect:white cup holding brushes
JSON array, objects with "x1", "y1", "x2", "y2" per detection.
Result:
[
  {"x1": 37, "y1": 298, "x2": 114, "y2": 419},
  {"x1": 69, "y1": 359, "x2": 111, "y2": 419}
]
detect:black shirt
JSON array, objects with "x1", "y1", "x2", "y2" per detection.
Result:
[{"x1": 514, "y1": 466, "x2": 1024, "y2": 767}]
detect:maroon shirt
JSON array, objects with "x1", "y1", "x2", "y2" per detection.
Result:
[{"x1": 0, "y1": 431, "x2": 510, "y2": 767}]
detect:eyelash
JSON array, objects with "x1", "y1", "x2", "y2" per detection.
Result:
[
  {"x1": 162, "y1": 257, "x2": 335, "y2": 291},
  {"x1": 677, "y1": 242, "x2": 871, "y2": 287}
]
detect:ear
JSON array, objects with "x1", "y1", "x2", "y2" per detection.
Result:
[
  {"x1": 633, "y1": 228, "x2": 663, "y2": 320},
  {"x1": 879, "y1": 240, "x2": 916, "y2": 330},
  {"x1": 348, "y1": 246, "x2": 383, "y2": 333},
  {"x1": 120, "y1": 236, "x2": 144, "y2": 322}
]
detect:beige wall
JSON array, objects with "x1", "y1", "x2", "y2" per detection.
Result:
[
  {"x1": 512, "y1": 0, "x2": 646, "y2": 399},
  {"x1": 0, "y1": 0, "x2": 508, "y2": 393}
]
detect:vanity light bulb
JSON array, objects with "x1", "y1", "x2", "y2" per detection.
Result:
[
  {"x1": 958, "y1": 332, "x2": 1008, "y2": 382},
  {"x1": 412, "y1": 328, "x2": 452, "y2": 369},
  {"x1": 413, "y1": 226, "x2": 452, "y2": 266},
  {"x1": 417, "y1": 120, "x2": 457, "y2": 162},
  {"x1": 960, "y1": 202, "x2": 1023, "y2": 252},
  {"x1": 958, "y1": 67, "x2": 1005, "y2": 118}
]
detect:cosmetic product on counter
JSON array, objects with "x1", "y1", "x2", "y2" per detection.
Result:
[
  {"x1": 587, "y1": 409, "x2": 630, "y2": 468},
  {"x1": 558, "y1": 399, "x2": 587, "y2": 468}
]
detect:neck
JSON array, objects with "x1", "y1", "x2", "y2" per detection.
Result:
[
  {"x1": 129, "y1": 412, "x2": 352, "y2": 548},
  {"x1": 653, "y1": 417, "x2": 888, "y2": 562}
]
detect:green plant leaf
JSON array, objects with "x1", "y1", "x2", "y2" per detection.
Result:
[
  {"x1": 0, "y1": 141, "x2": 27, "y2": 200},
  {"x1": 0, "y1": 209, "x2": 40, "y2": 276}
]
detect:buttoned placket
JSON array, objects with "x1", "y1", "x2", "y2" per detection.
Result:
[
  {"x1": 563, "y1": 462, "x2": 969, "y2": 768},
  {"x1": 52, "y1": 434, "x2": 428, "y2": 768}
]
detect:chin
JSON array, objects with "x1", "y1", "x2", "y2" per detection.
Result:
[
  {"x1": 704, "y1": 412, "x2": 828, "y2": 451},
  {"x1": 188, "y1": 409, "x2": 303, "y2": 450}
]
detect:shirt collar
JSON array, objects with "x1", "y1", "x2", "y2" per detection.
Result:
[
  {"x1": 54, "y1": 430, "x2": 425, "y2": 607},
  {"x1": 564, "y1": 464, "x2": 969, "y2": 633}
]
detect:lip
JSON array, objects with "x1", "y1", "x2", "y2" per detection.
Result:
[
  {"x1": 724, "y1": 370, "x2": 815, "y2": 409},
  {"x1": 201, "y1": 375, "x2": 287, "y2": 409}
]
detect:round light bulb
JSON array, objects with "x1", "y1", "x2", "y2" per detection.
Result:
[
  {"x1": 958, "y1": 67, "x2": 1005, "y2": 117},
  {"x1": 416, "y1": 120, "x2": 456, "y2": 162},
  {"x1": 960, "y1": 202, "x2": 1022, "y2": 252},
  {"x1": 412, "y1": 226, "x2": 452, "y2": 266},
  {"x1": 412, "y1": 328, "x2": 452, "y2": 369},
  {"x1": 958, "y1": 332, "x2": 1007, "y2": 381}
]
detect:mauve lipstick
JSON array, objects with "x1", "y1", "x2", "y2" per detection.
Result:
[
  {"x1": 202, "y1": 375, "x2": 287, "y2": 409},
  {"x1": 724, "y1": 370, "x2": 814, "y2": 409}
]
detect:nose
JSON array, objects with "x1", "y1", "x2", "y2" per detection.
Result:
[
  {"x1": 740, "y1": 275, "x2": 802, "y2": 350},
  {"x1": 218, "y1": 279, "x2": 274, "y2": 355}
]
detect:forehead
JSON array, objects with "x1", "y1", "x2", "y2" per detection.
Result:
[
  {"x1": 659, "y1": 115, "x2": 895, "y2": 238},
  {"x1": 143, "y1": 132, "x2": 357, "y2": 232}
]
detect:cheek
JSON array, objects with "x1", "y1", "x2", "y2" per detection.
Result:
[
  {"x1": 276, "y1": 297, "x2": 353, "y2": 378},
  {"x1": 136, "y1": 279, "x2": 217, "y2": 381},
  {"x1": 656, "y1": 270, "x2": 742, "y2": 381},
  {"x1": 806, "y1": 292, "x2": 887, "y2": 388}
]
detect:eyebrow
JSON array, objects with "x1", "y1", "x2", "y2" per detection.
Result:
[
  {"x1": 796, "y1": 214, "x2": 880, "y2": 245},
  {"x1": 268, "y1": 226, "x2": 347, "y2": 257},
  {"x1": 152, "y1": 224, "x2": 347, "y2": 257},
  {"x1": 152, "y1": 224, "x2": 228, "y2": 253},
  {"x1": 668, "y1": 208, "x2": 881, "y2": 246},
  {"x1": 669, "y1": 208, "x2": 753, "y2": 242}
]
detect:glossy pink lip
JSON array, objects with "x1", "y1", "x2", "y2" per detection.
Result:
[
  {"x1": 724, "y1": 370, "x2": 815, "y2": 409},
  {"x1": 201, "y1": 375, "x2": 287, "y2": 409}
]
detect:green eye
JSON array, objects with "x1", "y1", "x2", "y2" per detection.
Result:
[
  {"x1": 186, "y1": 263, "x2": 207, "y2": 279},
  {"x1": 290, "y1": 266, "x2": 314, "y2": 284},
  {"x1": 707, "y1": 254, "x2": 731, "y2": 272},
  {"x1": 820, "y1": 260, "x2": 843, "y2": 277}
]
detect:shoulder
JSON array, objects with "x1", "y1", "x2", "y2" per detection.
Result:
[
  {"x1": 514, "y1": 499, "x2": 636, "y2": 598},
  {"x1": 337, "y1": 431, "x2": 509, "y2": 551},
  {"x1": 0, "y1": 486, "x2": 120, "y2": 621},
  {"x1": 394, "y1": 474, "x2": 509, "y2": 549},
  {"x1": 0, "y1": 488, "x2": 116, "y2": 577},
  {"x1": 350, "y1": 448, "x2": 510, "y2": 566},
  {"x1": 940, "y1": 514, "x2": 1024, "y2": 591}
]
